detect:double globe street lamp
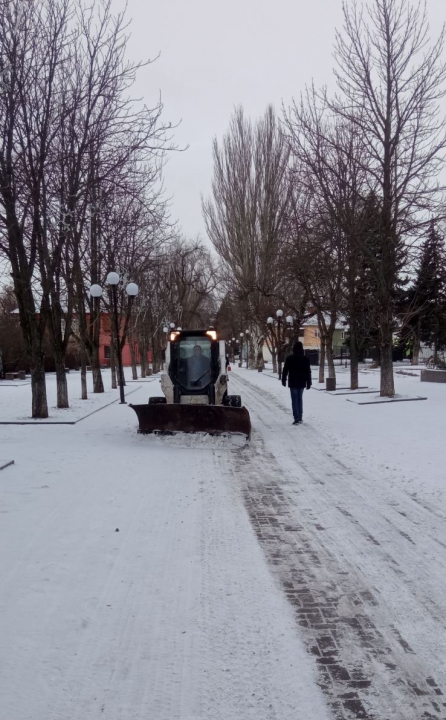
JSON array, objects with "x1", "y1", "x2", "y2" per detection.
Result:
[
  {"x1": 238, "y1": 332, "x2": 244, "y2": 368},
  {"x1": 267, "y1": 310, "x2": 293, "y2": 378},
  {"x1": 89, "y1": 272, "x2": 139, "y2": 404}
]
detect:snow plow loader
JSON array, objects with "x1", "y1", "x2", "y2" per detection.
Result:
[{"x1": 130, "y1": 329, "x2": 251, "y2": 440}]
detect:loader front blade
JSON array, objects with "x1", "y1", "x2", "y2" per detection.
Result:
[{"x1": 129, "y1": 403, "x2": 251, "y2": 439}]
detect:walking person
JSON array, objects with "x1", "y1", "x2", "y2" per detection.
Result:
[{"x1": 281, "y1": 341, "x2": 312, "y2": 425}]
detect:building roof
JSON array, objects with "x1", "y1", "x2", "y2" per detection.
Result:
[{"x1": 302, "y1": 313, "x2": 347, "y2": 331}]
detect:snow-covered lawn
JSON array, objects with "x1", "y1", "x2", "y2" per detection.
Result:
[
  {"x1": 1, "y1": 362, "x2": 445, "y2": 719},
  {"x1": 0, "y1": 370, "x2": 143, "y2": 423},
  {"x1": 245, "y1": 362, "x2": 446, "y2": 501},
  {"x1": 0, "y1": 378, "x2": 330, "y2": 720}
]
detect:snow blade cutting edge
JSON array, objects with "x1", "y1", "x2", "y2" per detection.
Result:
[{"x1": 129, "y1": 403, "x2": 251, "y2": 440}]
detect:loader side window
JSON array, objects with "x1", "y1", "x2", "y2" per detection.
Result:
[{"x1": 175, "y1": 337, "x2": 213, "y2": 391}]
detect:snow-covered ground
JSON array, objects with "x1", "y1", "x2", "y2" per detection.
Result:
[
  {"x1": 1, "y1": 363, "x2": 445, "y2": 719},
  {"x1": 229, "y1": 364, "x2": 446, "y2": 718},
  {"x1": 0, "y1": 373, "x2": 330, "y2": 720},
  {"x1": 0, "y1": 371, "x2": 145, "y2": 423}
]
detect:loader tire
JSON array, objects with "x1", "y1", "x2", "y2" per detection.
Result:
[
  {"x1": 226, "y1": 394, "x2": 242, "y2": 408},
  {"x1": 148, "y1": 396, "x2": 167, "y2": 405}
]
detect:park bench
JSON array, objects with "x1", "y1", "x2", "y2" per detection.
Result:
[{"x1": 5, "y1": 371, "x2": 26, "y2": 381}]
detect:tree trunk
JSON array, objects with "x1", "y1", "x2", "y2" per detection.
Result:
[
  {"x1": 248, "y1": 339, "x2": 256, "y2": 369},
  {"x1": 47, "y1": 300, "x2": 71, "y2": 409},
  {"x1": 349, "y1": 323, "x2": 359, "y2": 390},
  {"x1": 348, "y1": 268, "x2": 359, "y2": 389},
  {"x1": 31, "y1": 350, "x2": 48, "y2": 419},
  {"x1": 91, "y1": 345, "x2": 104, "y2": 393},
  {"x1": 256, "y1": 346, "x2": 264, "y2": 371},
  {"x1": 318, "y1": 340, "x2": 326, "y2": 384},
  {"x1": 412, "y1": 331, "x2": 420, "y2": 366},
  {"x1": 271, "y1": 349, "x2": 277, "y2": 374},
  {"x1": 326, "y1": 337, "x2": 336, "y2": 380},
  {"x1": 140, "y1": 337, "x2": 147, "y2": 378},
  {"x1": 434, "y1": 340, "x2": 439, "y2": 366},
  {"x1": 379, "y1": 320, "x2": 395, "y2": 397},
  {"x1": 152, "y1": 339, "x2": 160, "y2": 374},
  {"x1": 129, "y1": 338, "x2": 138, "y2": 380},
  {"x1": 54, "y1": 354, "x2": 68, "y2": 409},
  {"x1": 79, "y1": 336, "x2": 88, "y2": 400}
]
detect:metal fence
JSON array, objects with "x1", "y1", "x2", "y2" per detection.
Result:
[{"x1": 417, "y1": 347, "x2": 446, "y2": 364}]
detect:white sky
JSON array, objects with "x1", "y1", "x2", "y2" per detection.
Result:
[{"x1": 117, "y1": 0, "x2": 445, "y2": 242}]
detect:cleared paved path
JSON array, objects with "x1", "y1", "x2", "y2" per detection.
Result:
[{"x1": 231, "y1": 369, "x2": 446, "y2": 720}]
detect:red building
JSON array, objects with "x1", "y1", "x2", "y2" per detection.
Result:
[
  {"x1": 10, "y1": 309, "x2": 149, "y2": 368},
  {"x1": 96, "y1": 313, "x2": 151, "y2": 367}
]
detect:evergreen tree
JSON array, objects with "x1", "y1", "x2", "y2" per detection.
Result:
[
  {"x1": 346, "y1": 193, "x2": 382, "y2": 363},
  {"x1": 414, "y1": 224, "x2": 446, "y2": 363}
]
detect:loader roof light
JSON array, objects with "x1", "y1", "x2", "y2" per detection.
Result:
[
  {"x1": 206, "y1": 330, "x2": 217, "y2": 341},
  {"x1": 170, "y1": 331, "x2": 179, "y2": 342}
]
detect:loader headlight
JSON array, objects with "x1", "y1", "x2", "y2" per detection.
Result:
[
  {"x1": 206, "y1": 330, "x2": 217, "y2": 340},
  {"x1": 170, "y1": 332, "x2": 179, "y2": 342}
]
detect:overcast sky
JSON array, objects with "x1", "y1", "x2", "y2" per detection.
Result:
[{"x1": 116, "y1": 0, "x2": 445, "y2": 243}]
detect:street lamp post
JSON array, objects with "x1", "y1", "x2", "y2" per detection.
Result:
[
  {"x1": 89, "y1": 273, "x2": 139, "y2": 404},
  {"x1": 276, "y1": 310, "x2": 284, "y2": 378},
  {"x1": 245, "y1": 329, "x2": 250, "y2": 368},
  {"x1": 231, "y1": 337, "x2": 236, "y2": 363},
  {"x1": 267, "y1": 316, "x2": 276, "y2": 373},
  {"x1": 162, "y1": 326, "x2": 169, "y2": 370},
  {"x1": 239, "y1": 332, "x2": 244, "y2": 368},
  {"x1": 286, "y1": 315, "x2": 293, "y2": 351}
]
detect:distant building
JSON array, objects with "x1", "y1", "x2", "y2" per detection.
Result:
[
  {"x1": 299, "y1": 316, "x2": 347, "y2": 351},
  {"x1": 263, "y1": 314, "x2": 347, "y2": 364},
  {"x1": 10, "y1": 309, "x2": 150, "y2": 369},
  {"x1": 72, "y1": 312, "x2": 150, "y2": 368}
]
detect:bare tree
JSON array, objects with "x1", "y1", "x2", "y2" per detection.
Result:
[
  {"x1": 0, "y1": 0, "x2": 173, "y2": 415},
  {"x1": 328, "y1": 0, "x2": 446, "y2": 396},
  {"x1": 203, "y1": 106, "x2": 302, "y2": 347},
  {"x1": 284, "y1": 92, "x2": 368, "y2": 388},
  {"x1": 0, "y1": 0, "x2": 74, "y2": 417}
]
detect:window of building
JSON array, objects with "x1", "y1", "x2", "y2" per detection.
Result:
[{"x1": 104, "y1": 345, "x2": 110, "y2": 359}]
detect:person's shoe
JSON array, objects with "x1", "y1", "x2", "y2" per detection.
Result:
[{"x1": 292, "y1": 420, "x2": 299, "y2": 425}]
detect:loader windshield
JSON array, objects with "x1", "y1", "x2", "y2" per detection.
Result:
[{"x1": 175, "y1": 337, "x2": 212, "y2": 391}]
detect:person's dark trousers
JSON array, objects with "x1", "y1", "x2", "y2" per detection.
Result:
[{"x1": 290, "y1": 387, "x2": 304, "y2": 422}]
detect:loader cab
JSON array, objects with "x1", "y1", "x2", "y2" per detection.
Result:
[{"x1": 168, "y1": 330, "x2": 220, "y2": 403}]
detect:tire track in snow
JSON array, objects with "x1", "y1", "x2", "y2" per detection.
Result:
[{"x1": 231, "y1": 371, "x2": 446, "y2": 720}]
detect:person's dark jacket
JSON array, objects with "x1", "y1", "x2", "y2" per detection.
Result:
[{"x1": 281, "y1": 351, "x2": 312, "y2": 389}]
